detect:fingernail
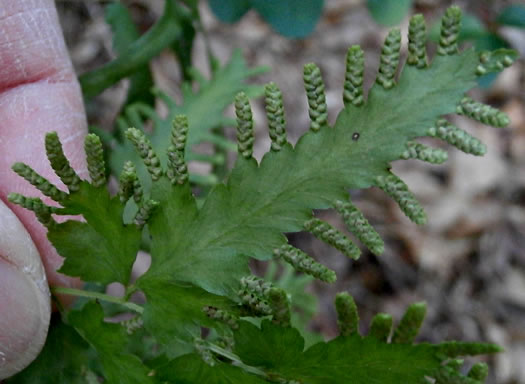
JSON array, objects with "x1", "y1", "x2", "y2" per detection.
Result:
[
  {"x1": 0, "y1": 260, "x2": 49, "y2": 378},
  {"x1": 0, "y1": 200, "x2": 51, "y2": 379}
]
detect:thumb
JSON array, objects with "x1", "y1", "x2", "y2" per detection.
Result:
[{"x1": 0, "y1": 0, "x2": 88, "y2": 378}]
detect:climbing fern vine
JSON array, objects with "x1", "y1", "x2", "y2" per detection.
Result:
[{"x1": 7, "y1": 6, "x2": 518, "y2": 384}]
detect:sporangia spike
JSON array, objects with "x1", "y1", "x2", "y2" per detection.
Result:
[
  {"x1": 376, "y1": 28, "x2": 401, "y2": 90},
  {"x1": 134, "y1": 199, "x2": 160, "y2": 228},
  {"x1": 84, "y1": 134, "x2": 106, "y2": 188},
  {"x1": 343, "y1": 45, "x2": 364, "y2": 107},
  {"x1": 437, "y1": 6, "x2": 461, "y2": 56},
  {"x1": 375, "y1": 174, "x2": 427, "y2": 225},
  {"x1": 476, "y1": 49, "x2": 517, "y2": 76},
  {"x1": 467, "y1": 362, "x2": 489, "y2": 381},
  {"x1": 334, "y1": 200, "x2": 384, "y2": 256},
  {"x1": 11, "y1": 162, "x2": 68, "y2": 202},
  {"x1": 264, "y1": 82, "x2": 287, "y2": 151},
  {"x1": 303, "y1": 63, "x2": 328, "y2": 132},
  {"x1": 369, "y1": 313, "x2": 393, "y2": 342},
  {"x1": 407, "y1": 14, "x2": 428, "y2": 68},
  {"x1": 304, "y1": 218, "x2": 360, "y2": 260},
  {"x1": 435, "y1": 341, "x2": 503, "y2": 359},
  {"x1": 125, "y1": 128, "x2": 163, "y2": 181},
  {"x1": 7, "y1": 193, "x2": 56, "y2": 227},
  {"x1": 401, "y1": 141, "x2": 448, "y2": 164},
  {"x1": 121, "y1": 316, "x2": 144, "y2": 335},
  {"x1": 170, "y1": 114, "x2": 189, "y2": 151},
  {"x1": 274, "y1": 244, "x2": 336, "y2": 283},
  {"x1": 456, "y1": 96, "x2": 510, "y2": 127},
  {"x1": 118, "y1": 161, "x2": 142, "y2": 204},
  {"x1": 240, "y1": 276, "x2": 273, "y2": 297},
  {"x1": 335, "y1": 292, "x2": 359, "y2": 337},
  {"x1": 45, "y1": 131, "x2": 81, "y2": 192},
  {"x1": 166, "y1": 115, "x2": 189, "y2": 184},
  {"x1": 238, "y1": 289, "x2": 273, "y2": 316},
  {"x1": 268, "y1": 287, "x2": 291, "y2": 327},
  {"x1": 202, "y1": 306, "x2": 239, "y2": 330},
  {"x1": 391, "y1": 302, "x2": 427, "y2": 344},
  {"x1": 234, "y1": 92, "x2": 255, "y2": 159},
  {"x1": 194, "y1": 339, "x2": 216, "y2": 367},
  {"x1": 428, "y1": 119, "x2": 487, "y2": 156}
]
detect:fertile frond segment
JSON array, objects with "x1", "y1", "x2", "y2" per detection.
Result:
[
  {"x1": 234, "y1": 92, "x2": 255, "y2": 159},
  {"x1": 167, "y1": 115, "x2": 189, "y2": 185},
  {"x1": 304, "y1": 218, "x2": 360, "y2": 260},
  {"x1": 335, "y1": 292, "x2": 359, "y2": 336},
  {"x1": 118, "y1": 161, "x2": 142, "y2": 204},
  {"x1": 239, "y1": 277, "x2": 273, "y2": 316},
  {"x1": 303, "y1": 63, "x2": 328, "y2": 132},
  {"x1": 428, "y1": 119, "x2": 486, "y2": 156},
  {"x1": 274, "y1": 244, "x2": 336, "y2": 283},
  {"x1": 457, "y1": 96, "x2": 510, "y2": 127},
  {"x1": 264, "y1": 82, "x2": 287, "y2": 151},
  {"x1": 401, "y1": 141, "x2": 448, "y2": 164},
  {"x1": 376, "y1": 174, "x2": 426, "y2": 225},
  {"x1": 203, "y1": 306, "x2": 239, "y2": 330},
  {"x1": 7, "y1": 194, "x2": 55, "y2": 227},
  {"x1": 11, "y1": 162, "x2": 67, "y2": 202},
  {"x1": 343, "y1": 46, "x2": 364, "y2": 106},
  {"x1": 45, "y1": 132, "x2": 81, "y2": 192},
  {"x1": 334, "y1": 200, "x2": 384, "y2": 256},
  {"x1": 392, "y1": 302, "x2": 427, "y2": 344},
  {"x1": 369, "y1": 313, "x2": 393, "y2": 342},
  {"x1": 407, "y1": 14, "x2": 427, "y2": 68},
  {"x1": 125, "y1": 128, "x2": 162, "y2": 181},
  {"x1": 437, "y1": 6, "x2": 461, "y2": 56},
  {"x1": 468, "y1": 363, "x2": 489, "y2": 381},
  {"x1": 134, "y1": 199, "x2": 159, "y2": 228},
  {"x1": 84, "y1": 134, "x2": 106, "y2": 188},
  {"x1": 477, "y1": 48, "x2": 517, "y2": 76},
  {"x1": 267, "y1": 287, "x2": 291, "y2": 327},
  {"x1": 376, "y1": 28, "x2": 401, "y2": 89}
]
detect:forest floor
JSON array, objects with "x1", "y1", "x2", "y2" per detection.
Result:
[{"x1": 56, "y1": 0, "x2": 525, "y2": 382}]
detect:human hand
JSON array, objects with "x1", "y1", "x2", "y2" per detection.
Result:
[{"x1": 0, "y1": 0, "x2": 87, "y2": 378}]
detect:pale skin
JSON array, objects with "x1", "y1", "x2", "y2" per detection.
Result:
[{"x1": 0, "y1": 0, "x2": 87, "y2": 378}]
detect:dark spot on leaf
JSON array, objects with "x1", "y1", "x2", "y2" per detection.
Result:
[{"x1": 352, "y1": 132, "x2": 360, "y2": 141}]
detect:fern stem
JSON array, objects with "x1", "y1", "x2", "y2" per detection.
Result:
[
  {"x1": 207, "y1": 343, "x2": 268, "y2": 378},
  {"x1": 51, "y1": 286, "x2": 144, "y2": 314}
]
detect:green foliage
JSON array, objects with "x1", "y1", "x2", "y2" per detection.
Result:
[
  {"x1": 497, "y1": 4, "x2": 525, "y2": 28},
  {"x1": 9, "y1": 7, "x2": 516, "y2": 383},
  {"x1": 367, "y1": 0, "x2": 413, "y2": 27},
  {"x1": 209, "y1": 0, "x2": 324, "y2": 38},
  {"x1": 104, "y1": 2, "x2": 155, "y2": 106},
  {"x1": 80, "y1": 0, "x2": 183, "y2": 99}
]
